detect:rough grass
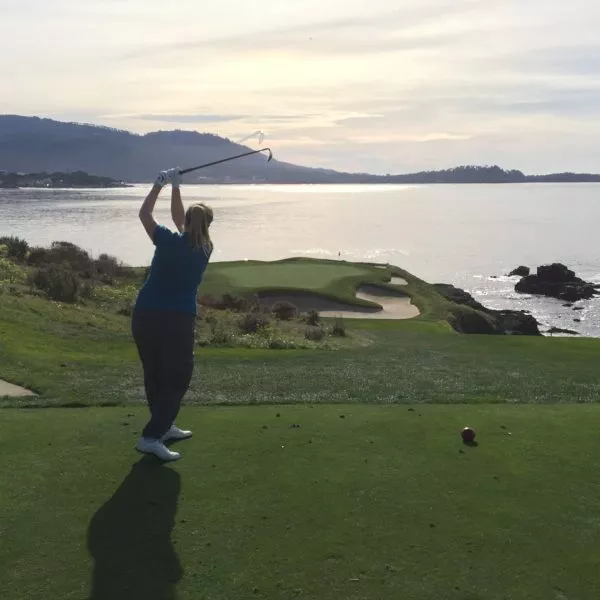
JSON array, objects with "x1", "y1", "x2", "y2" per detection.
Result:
[
  {"x1": 2, "y1": 404, "x2": 600, "y2": 600},
  {"x1": 2, "y1": 293, "x2": 600, "y2": 408}
]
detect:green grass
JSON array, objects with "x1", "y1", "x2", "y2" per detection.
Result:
[
  {"x1": 2, "y1": 292, "x2": 600, "y2": 407},
  {"x1": 2, "y1": 404, "x2": 600, "y2": 600},
  {"x1": 206, "y1": 260, "x2": 376, "y2": 291},
  {"x1": 3, "y1": 252, "x2": 600, "y2": 598}
]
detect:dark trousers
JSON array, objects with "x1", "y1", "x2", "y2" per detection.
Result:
[{"x1": 132, "y1": 309, "x2": 196, "y2": 440}]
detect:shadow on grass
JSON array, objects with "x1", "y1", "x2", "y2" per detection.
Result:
[{"x1": 87, "y1": 457, "x2": 182, "y2": 600}]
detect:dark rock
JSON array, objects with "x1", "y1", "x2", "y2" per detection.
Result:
[
  {"x1": 433, "y1": 283, "x2": 487, "y2": 311},
  {"x1": 447, "y1": 309, "x2": 496, "y2": 334},
  {"x1": 573, "y1": 306, "x2": 584, "y2": 311},
  {"x1": 563, "y1": 303, "x2": 574, "y2": 308},
  {"x1": 509, "y1": 266, "x2": 530, "y2": 277},
  {"x1": 515, "y1": 263, "x2": 597, "y2": 302},
  {"x1": 547, "y1": 327, "x2": 580, "y2": 336},
  {"x1": 436, "y1": 284, "x2": 541, "y2": 336},
  {"x1": 574, "y1": 318, "x2": 582, "y2": 323},
  {"x1": 494, "y1": 310, "x2": 541, "y2": 335},
  {"x1": 538, "y1": 263, "x2": 576, "y2": 282}
]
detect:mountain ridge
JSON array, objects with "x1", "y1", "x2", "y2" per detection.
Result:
[{"x1": 2, "y1": 115, "x2": 600, "y2": 184}]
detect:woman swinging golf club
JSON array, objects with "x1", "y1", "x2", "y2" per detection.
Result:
[{"x1": 132, "y1": 167, "x2": 213, "y2": 461}]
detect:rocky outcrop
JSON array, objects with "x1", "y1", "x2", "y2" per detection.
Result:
[
  {"x1": 509, "y1": 266, "x2": 530, "y2": 277},
  {"x1": 515, "y1": 263, "x2": 597, "y2": 302},
  {"x1": 547, "y1": 327, "x2": 579, "y2": 336},
  {"x1": 433, "y1": 284, "x2": 487, "y2": 311},
  {"x1": 434, "y1": 284, "x2": 541, "y2": 335}
]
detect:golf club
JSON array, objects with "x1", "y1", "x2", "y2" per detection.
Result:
[
  {"x1": 236, "y1": 130, "x2": 266, "y2": 145},
  {"x1": 179, "y1": 148, "x2": 273, "y2": 175}
]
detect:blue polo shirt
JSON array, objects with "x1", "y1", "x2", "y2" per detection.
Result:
[{"x1": 134, "y1": 225, "x2": 211, "y2": 316}]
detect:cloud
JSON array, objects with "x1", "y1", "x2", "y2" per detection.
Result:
[
  {"x1": 133, "y1": 114, "x2": 245, "y2": 123},
  {"x1": 3, "y1": 0, "x2": 600, "y2": 173},
  {"x1": 120, "y1": 0, "x2": 484, "y2": 62}
]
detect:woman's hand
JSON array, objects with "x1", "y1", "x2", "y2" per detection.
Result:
[{"x1": 155, "y1": 167, "x2": 181, "y2": 188}]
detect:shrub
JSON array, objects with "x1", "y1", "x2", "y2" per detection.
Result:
[
  {"x1": 209, "y1": 322, "x2": 232, "y2": 345},
  {"x1": 268, "y1": 338, "x2": 297, "y2": 350},
  {"x1": 80, "y1": 281, "x2": 95, "y2": 299},
  {"x1": 330, "y1": 317, "x2": 347, "y2": 337},
  {"x1": 27, "y1": 247, "x2": 51, "y2": 266},
  {"x1": 27, "y1": 241, "x2": 93, "y2": 274},
  {"x1": 221, "y1": 293, "x2": 251, "y2": 312},
  {"x1": 238, "y1": 312, "x2": 270, "y2": 334},
  {"x1": 304, "y1": 309, "x2": 321, "y2": 326},
  {"x1": 0, "y1": 257, "x2": 26, "y2": 284},
  {"x1": 0, "y1": 236, "x2": 29, "y2": 261},
  {"x1": 117, "y1": 300, "x2": 134, "y2": 317},
  {"x1": 272, "y1": 301, "x2": 298, "y2": 321},
  {"x1": 49, "y1": 241, "x2": 93, "y2": 272},
  {"x1": 305, "y1": 325, "x2": 325, "y2": 341},
  {"x1": 199, "y1": 293, "x2": 257, "y2": 312},
  {"x1": 30, "y1": 264, "x2": 81, "y2": 302},
  {"x1": 95, "y1": 253, "x2": 124, "y2": 283}
]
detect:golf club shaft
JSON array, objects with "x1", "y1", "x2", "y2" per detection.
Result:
[{"x1": 179, "y1": 148, "x2": 272, "y2": 175}]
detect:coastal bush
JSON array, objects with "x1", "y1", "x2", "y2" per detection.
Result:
[
  {"x1": 272, "y1": 301, "x2": 298, "y2": 321},
  {"x1": 49, "y1": 241, "x2": 94, "y2": 274},
  {"x1": 221, "y1": 293, "x2": 252, "y2": 312},
  {"x1": 305, "y1": 325, "x2": 325, "y2": 341},
  {"x1": 302, "y1": 309, "x2": 321, "y2": 326},
  {"x1": 0, "y1": 236, "x2": 29, "y2": 261},
  {"x1": 0, "y1": 257, "x2": 27, "y2": 285},
  {"x1": 209, "y1": 321, "x2": 232, "y2": 345},
  {"x1": 268, "y1": 338, "x2": 297, "y2": 350},
  {"x1": 27, "y1": 247, "x2": 51, "y2": 266},
  {"x1": 95, "y1": 253, "x2": 129, "y2": 283},
  {"x1": 30, "y1": 264, "x2": 81, "y2": 302},
  {"x1": 26, "y1": 241, "x2": 93, "y2": 274},
  {"x1": 330, "y1": 317, "x2": 347, "y2": 337},
  {"x1": 239, "y1": 312, "x2": 271, "y2": 334}
]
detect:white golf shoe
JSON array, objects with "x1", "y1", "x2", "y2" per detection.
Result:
[
  {"x1": 136, "y1": 437, "x2": 181, "y2": 461},
  {"x1": 162, "y1": 425, "x2": 193, "y2": 443}
]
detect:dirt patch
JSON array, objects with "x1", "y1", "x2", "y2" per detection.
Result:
[{"x1": 258, "y1": 285, "x2": 419, "y2": 320}]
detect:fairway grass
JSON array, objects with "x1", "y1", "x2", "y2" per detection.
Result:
[
  {"x1": 2, "y1": 255, "x2": 600, "y2": 599},
  {"x1": 2, "y1": 404, "x2": 600, "y2": 600}
]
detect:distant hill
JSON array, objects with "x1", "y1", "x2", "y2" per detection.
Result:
[
  {"x1": 0, "y1": 170, "x2": 129, "y2": 189},
  {"x1": 2, "y1": 115, "x2": 600, "y2": 184}
]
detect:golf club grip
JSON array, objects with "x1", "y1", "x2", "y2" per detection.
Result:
[{"x1": 180, "y1": 148, "x2": 272, "y2": 175}]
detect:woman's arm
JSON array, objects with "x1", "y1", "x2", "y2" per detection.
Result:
[
  {"x1": 139, "y1": 168, "x2": 179, "y2": 240},
  {"x1": 139, "y1": 183, "x2": 162, "y2": 240},
  {"x1": 170, "y1": 170, "x2": 185, "y2": 233}
]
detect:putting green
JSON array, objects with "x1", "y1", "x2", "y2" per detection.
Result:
[{"x1": 211, "y1": 261, "x2": 381, "y2": 291}]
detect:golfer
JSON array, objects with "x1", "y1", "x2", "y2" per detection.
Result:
[{"x1": 132, "y1": 168, "x2": 213, "y2": 461}]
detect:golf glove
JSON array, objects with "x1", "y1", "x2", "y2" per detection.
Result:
[{"x1": 155, "y1": 168, "x2": 181, "y2": 188}]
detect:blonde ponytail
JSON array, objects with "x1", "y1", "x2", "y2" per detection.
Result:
[{"x1": 185, "y1": 203, "x2": 214, "y2": 256}]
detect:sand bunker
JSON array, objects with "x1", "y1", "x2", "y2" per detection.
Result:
[
  {"x1": 390, "y1": 276, "x2": 408, "y2": 286},
  {"x1": 259, "y1": 284, "x2": 419, "y2": 320},
  {"x1": 0, "y1": 379, "x2": 35, "y2": 397}
]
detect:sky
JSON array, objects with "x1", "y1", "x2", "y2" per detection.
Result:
[{"x1": 3, "y1": 0, "x2": 600, "y2": 174}]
